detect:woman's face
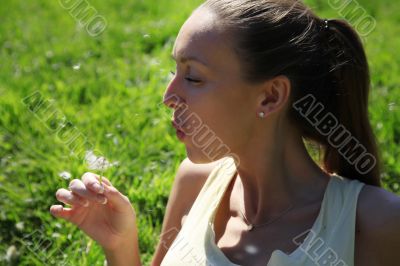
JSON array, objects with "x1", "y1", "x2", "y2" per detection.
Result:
[{"x1": 163, "y1": 7, "x2": 261, "y2": 163}]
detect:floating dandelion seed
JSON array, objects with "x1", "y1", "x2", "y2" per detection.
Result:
[
  {"x1": 45, "y1": 50, "x2": 54, "y2": 58},
  {"x1": 85, "y1": 150, "x2": 112, "y2": 185},
  {"x1": 59, "y1": 171, "x2": 72, "y2": 180},
  {"x1": 73, "y1": 64, "x2": 81, "y2": 71},
  {"x1": 5, "y1": 245, "x2": 18, "y2": 263},
  {"x1": 15, "y1": 222, "x2": 24, "y2": 231}
]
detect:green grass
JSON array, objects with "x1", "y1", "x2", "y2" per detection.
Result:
[{"x1": 0, "y1": 0, "x2": 399, "y2": 265}]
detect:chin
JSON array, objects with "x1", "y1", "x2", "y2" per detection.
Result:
[
  {"x1": 185, "y1": 148, "x2": 215, "y2": 164},
  {"x1": 185, "y1": 153, "x2": 211, "y2": 164},
  {"x1": 185, "y1": 147, "x2": 235, "y2": 165}
]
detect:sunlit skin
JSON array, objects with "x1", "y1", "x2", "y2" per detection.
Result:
[
  {"x1": 163, "y1": 7, "x2": 400, "y2": 265},
  {"x1": 49, "y1": 5, "x2": 400, "y2": 266},
  {"x1": 163, "y1": 6, "x2": 330, "y2": 233}
]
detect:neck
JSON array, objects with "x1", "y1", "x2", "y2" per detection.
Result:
[{"x1": 232, "y1": 120, "x2": 331, "y2": 225}]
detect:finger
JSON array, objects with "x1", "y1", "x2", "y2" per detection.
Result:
[
  {"x1": 82, "y1": 172, "x2": 112, "y2": 194},
  {"x1": 50, "y1": 205, "x2": 74, "y2": 220},
  {"x1": 102, "y1": 185, "x2": 133, "y2": 212},
  {"x1": 94, "y1": 174, "x2": 112, "y2": 186},
  {"x1": 56, "y1": 188, "x2": 89, "y2": 207},
  {"x1": 69, "y1": 179, "x2": 108, "y2": 205},
  {"x1": 81, "y1": 173, "x2": 132, "y2": 212},
  {"x1": 50, "y1": 204, "x2": 88, "y2": 226}
]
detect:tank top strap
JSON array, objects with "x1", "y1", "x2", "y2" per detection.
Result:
[
  {"x1": 319, "y1": 175, "x2": 365, "y2": 264},
  {"x1": 282, "y1": 175, "x2": 365, "y2": 266},
  {"x1": 160, "y1": 157, "x2": 238, "y2": 266},
  {"x1": 269, "y1": 175, "x2": 365, "y2": 266}
]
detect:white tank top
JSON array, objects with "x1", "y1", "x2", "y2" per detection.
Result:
[{"x1": 161, "y1": 156, "x2": 365, "y2": 266}]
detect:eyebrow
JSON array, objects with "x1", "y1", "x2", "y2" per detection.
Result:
[{"x1": 170, "y1": 53, "x2": 208, "y2": 67}]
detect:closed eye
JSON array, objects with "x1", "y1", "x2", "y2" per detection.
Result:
[
  {"x1": 185, "y1": 77, "x2": 201, "y2": 83},
  {"x1": 170, "y1": 71, "x2": 202, "y2": 84}
]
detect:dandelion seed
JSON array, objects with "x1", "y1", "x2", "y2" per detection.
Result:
[
  {"x1": 149, "y1": 58, "x2": 161, "y2": 66},
  {"x1": 388, "y1": 102, "x2": 396, "y2": 111},
  {"x1": 86, "y1": 239, "x2": 92, "y2": 254},
  {"x1": 45, "y1": 50, "x2": 54, "y2": 58},
  {"x1": 85, "y1": 151, "x2": 111, "y2": 170},
  {"x1": 15, "y1": 222, "x2": 24, "y2": 231},
  {"x1": 24, "y1": 198, "x2": 34, "y2": 204},
  {"x1": 73, "y1": 64, "x2": 81, "y2": 71},
  {"x1": 59, "y1": 171, "x2": 72, "y2": 180},
  {"x1": 143, "y1": 34, "x2": 151, "y2": 38},
  {"x1": 85, "y1": 150, "x2": 112, "y2": 185},
  {"x1": 5, "y1": 245, "x2": 18, "y2": 262},
  {"x1": 152, "y1": 118, "x2": 161, "y2": 126}
]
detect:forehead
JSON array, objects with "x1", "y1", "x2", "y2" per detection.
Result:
[{"x1": 172, "y1": 8, "x2": 240, "y2": 75}]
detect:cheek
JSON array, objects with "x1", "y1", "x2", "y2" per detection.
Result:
[
  {"x1": 181, "y1": 80, "x2": 253, "y2": 141},
  {"x1": 188, "y1": 89, "x2": 250, "y2": 147}
]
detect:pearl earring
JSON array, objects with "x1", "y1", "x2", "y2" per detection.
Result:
[{"x1": 258, "y1": 111, "x2": 265, "y2": 118}]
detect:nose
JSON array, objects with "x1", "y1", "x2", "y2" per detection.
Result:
[
  {"x1": 163, "y1": 93, "x2": 181, "y2": 110},
  {"x1": 163, "y1": 77, "x2": 183, "y2": 110}
]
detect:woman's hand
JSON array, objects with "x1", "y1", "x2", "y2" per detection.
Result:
[{"x1": 50, "y1": 172, "x2": 138, "y2": 252}]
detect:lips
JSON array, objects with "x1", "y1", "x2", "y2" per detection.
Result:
[
  {"x1": 171, "y1": 120, "x2": 184, "y2": 132},
  {"x1": 171, "y1": 120, "x2": 186, "y2": 141}
]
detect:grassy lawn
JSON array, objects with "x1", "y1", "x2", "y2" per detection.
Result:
[{"x1": 0, "y1": 0, "x2": 399, "y2": 265}]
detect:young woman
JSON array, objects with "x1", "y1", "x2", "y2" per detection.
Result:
[{"x1": 50, "y1": 0, "x2": 400, "y2": 265}]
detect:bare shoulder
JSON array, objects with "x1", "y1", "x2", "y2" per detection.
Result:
[
  {"x1": 174, "y1": 157, "x2": 223, "y2": 206},
  {"x1": 169, "y1": 157, "x2": 224, "y2": 226},
  {"x1": 357, "y1": 184, "x2": 400, "y2": 230},
  {"x1": 150, "y1": 157, "x2": 222, "y2": 266},
  {"x1": 356, "y1": 183, "x2": 400, "y2": 264}
]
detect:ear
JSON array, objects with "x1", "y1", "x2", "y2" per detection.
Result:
[{"x1": 256, "y1": 75, "x2": 291, "y2": 117}]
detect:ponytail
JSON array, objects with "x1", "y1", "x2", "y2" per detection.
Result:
[{"x1": 318, "y1": 19, "x2": 381, "y2": 186}]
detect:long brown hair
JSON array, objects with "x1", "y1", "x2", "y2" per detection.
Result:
[{"x1": 201, "y1": 0, "x2": 381, "y2": 186}]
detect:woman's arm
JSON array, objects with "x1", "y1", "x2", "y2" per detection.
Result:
[
  {"x1": 356, "y1": 185, "x2": 400, "y2": 265},
  {"x1": 103, "y1": 229, "x2": 142, "y2": 266}
]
